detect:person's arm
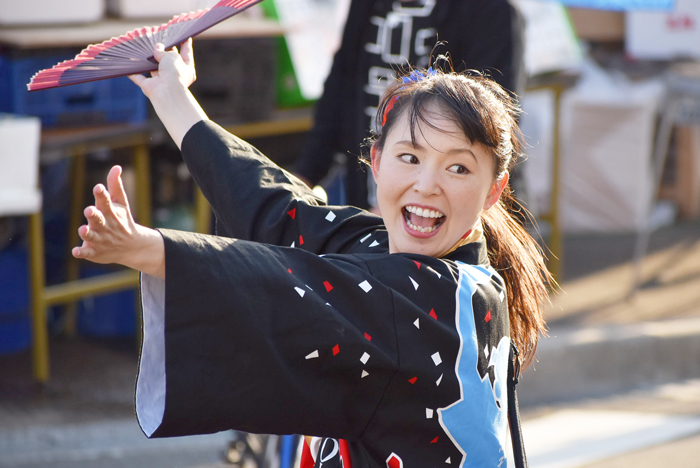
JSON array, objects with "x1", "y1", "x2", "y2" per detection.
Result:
[
  {"x1": 179, "y1": 120, "x2": 387, "y2": 254},
  {"x1": 129, "y1": 39, "x2": 385, "y2": 253},
  {"x1": 293, "y1": 49, "x2": 350, "y2": 185},
  {"x1": 71, "y1": 165, "x2": 165, "y2": 279},
  {"x1": 129, "y1": 39, "x2": 208, "y2": 149},
  {"x1": 135, "y1": 231, "x2": 402, "y2": 439},
  {"x1": 293, "y1": 0, "x2": 370, "y2": 186}
]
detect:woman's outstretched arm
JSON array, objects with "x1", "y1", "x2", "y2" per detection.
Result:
[
  {"x1": 129, "y1": 38, "x2": 208, "y2": 149},
  {"x1": 72, "y1": 165, "x2": 165, "y2": 279}
]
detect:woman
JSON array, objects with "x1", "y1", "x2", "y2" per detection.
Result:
[{"x1": 73, "y1": 40, "x2": 549, "y2": 467}]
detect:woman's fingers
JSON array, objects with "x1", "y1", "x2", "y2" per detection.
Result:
[
  {"x1": 106, "y1": 165, "x2": 130, "y2": 209},
  {"x1": 93, "y1": 183, "x2": 114, "y2": 222},
  {"x1": 72, "y1": 244, "x2": 96, "y2": 260},
  {"x1": 84, "y1": 205, "x2": 105, "y2": 231},
  {"x1": 181, "y1": 37, "x2": 194, "y2": 66},
  {"x1": 153, "y1": 43, "x2": 167, "y2": 62},
  {"x1": 78, "y1": 223, "x2": 92, "y2": 242},
  {"x1": 129, "y1": 73, "x2": 146, "y2": 88}
]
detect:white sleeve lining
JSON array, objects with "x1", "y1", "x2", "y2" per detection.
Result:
[{"x1": 135, "y1": 273, "x2": 166, "y2": 437}]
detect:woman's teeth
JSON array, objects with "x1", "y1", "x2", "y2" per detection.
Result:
[
  {"x1": 407, "y1": 220, "x2": 438, "y2": 233},
  {"x1": 405, "y1": 205, "x2": 444, "y2": 219},
  {"x1": 404, "y1": 205, "x2": 445, "y2": 233}
]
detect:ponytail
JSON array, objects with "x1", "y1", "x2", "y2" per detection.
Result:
[{"x1": 481, "y1": 189, "x2": 552, "y2": 368}]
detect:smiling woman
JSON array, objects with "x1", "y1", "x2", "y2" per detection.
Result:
[
  {"x1": 370, "y1": 103, "x2": 508, "y2": 257},
  {"x1": 73, "y1": 43, "x2": 551, "y2": 467}
]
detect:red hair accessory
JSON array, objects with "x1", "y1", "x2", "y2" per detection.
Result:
[
  {"x1": 381, "y1": 68, "x2": 436, "y2": 127},
  {"x1": 382, "y1": 96, "x2": 400, "y2": 127}
]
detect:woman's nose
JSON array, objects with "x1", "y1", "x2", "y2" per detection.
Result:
[{"x1": 412, "y1": 167, "x2": 441, "y2": 196}]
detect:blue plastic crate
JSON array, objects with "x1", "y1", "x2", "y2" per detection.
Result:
[
  {"x1": 78, "y1": 266, "x2": 136, "y2": 337},
  {"x1": 0, "y1": 247, "x2": 31, "y2": 355},
  {"x1": 0, "y1": 52, "x2": 147, "y2": 127}
]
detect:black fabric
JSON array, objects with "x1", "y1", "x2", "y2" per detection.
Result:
[
  {"x1": 294, "y1": 0, "x2": 524, "y2": 208},
  {"x1": 180, "y1": 120, "x2": 387, "y2": 253},
  {"x1": 143, "y1": 120, "x2": 513, "y2": 467},
  {"x1": 508, "y1": 342, "x2": 528, "y2": 468}
]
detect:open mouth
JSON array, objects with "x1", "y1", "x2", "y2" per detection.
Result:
[{"x1": 403, "y1": 205, "x2": 446, "y2": 234}]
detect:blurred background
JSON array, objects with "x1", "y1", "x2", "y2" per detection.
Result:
[{"x1": 1, "y1": 0, "x2": 699, "y2": 467}]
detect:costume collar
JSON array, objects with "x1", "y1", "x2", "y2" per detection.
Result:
[{"x1": 439, "y1": 221, "x2": 484, "y2": 258}]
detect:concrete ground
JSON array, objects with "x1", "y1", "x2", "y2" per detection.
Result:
[{"x1": 1, "y1": 219, "x2": 699, "y2": 467}]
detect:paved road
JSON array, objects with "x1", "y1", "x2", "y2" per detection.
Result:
[
  {"x1": 2, "y1": 379, "x2": 699, "y2": 468},
  {"x1": 514, "y1": 378, "x2": 700, "y2": 468}
]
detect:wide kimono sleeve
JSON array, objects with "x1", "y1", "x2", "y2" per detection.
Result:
[
  {"x1": 180, "y1": 120, "x2": 387, "y2": 254},
  {"x1": 136, "y1": 229, "x2": 402, "y2": 440}
]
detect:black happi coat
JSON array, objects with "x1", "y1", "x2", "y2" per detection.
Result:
[{"x1": 136, "y1": 121, "x2": 512, "y2": 467}]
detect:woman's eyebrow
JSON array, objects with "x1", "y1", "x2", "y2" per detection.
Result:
[
  {"x1": 447, "y1": 147, "x2": 478, "y2": 162},
  {"x1": 393, "y1": 140, "x2": 478, "y2": 162},
  {"x1": 394, "y1": 139, "x2": 421, "y2": 149}
]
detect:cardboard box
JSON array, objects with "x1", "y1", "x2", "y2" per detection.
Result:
[
  {"x1": 0, "y1": 114, "x2": 42, "y2": 216},
  {"x1": 0, "y1": 0, "x2": 104, "y2": 25},
  {"x1": 626, "y1": 0, "x2": 700, "y2": 60},
  {"x1": 559, "y1": 77, "x2": 664, "y2": 233},
  {"x1": 568, "y1": 7, "x2": 625, "y2": 42}
]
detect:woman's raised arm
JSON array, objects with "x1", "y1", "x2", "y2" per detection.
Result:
[{"x1": 129, "y1": 39, "x2": 208, "y2": 149}]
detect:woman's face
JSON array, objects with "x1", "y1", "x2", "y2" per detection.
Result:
[{"x1": 372, "y1": 105, "x2": 508, "y2": 257}]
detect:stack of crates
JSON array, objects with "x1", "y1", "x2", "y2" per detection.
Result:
[
  {"x1": 189, "y1": 37, "x2": 277, "y2": 124},
  {"x1": 0, "y1": 48, "x2": 147, "y2": 128}
]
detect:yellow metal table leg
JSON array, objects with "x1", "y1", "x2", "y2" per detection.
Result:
[
  {"x1": 64, "y1": 150, "x2": 87, "y2": 337},
  {"x1": 133, "y1": 143, "x2": 152, "y2": 227},
  {"x1": 28, "y1": 211, "x2": 49, "y2": 383},
  {"x1": 195, "y1": 187, "x2": 212, "y2": 234},
  {"x1": 548, "y1": 87, "x2": 564, "y2": 282}
]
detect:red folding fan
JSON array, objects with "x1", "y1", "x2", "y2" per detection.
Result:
[{"x1": 27, "y1": 0, "x2": 264, "y2": 91}]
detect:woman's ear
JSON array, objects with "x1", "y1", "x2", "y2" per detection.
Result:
[
  {"x1": 483, "y1": 172, "x2": 509, "y2": 211},
  {"x1": 370, "y1": 143, "x2": 381, "y2": 181}
]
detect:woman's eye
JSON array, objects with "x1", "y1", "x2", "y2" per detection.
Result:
[
  {"x1": 400, "y1": 154, "x2": 419, "y2": 164},
  {"x1": 448, "y1": 164, "x2": 468, "y2": 174}
]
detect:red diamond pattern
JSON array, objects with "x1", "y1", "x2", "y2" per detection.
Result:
[
  {"x1": 386, "y1": 453, "x2": 403, "y2": 468},
  {"x1": 287, "y1": 208, "x2": 296, "y2": 219},
  {"x1": 333, "y1": 344, "x2": 340, "y2": 356},
  {"x1": 429, "y1": 309, "x2": 437, "y2": 320}
]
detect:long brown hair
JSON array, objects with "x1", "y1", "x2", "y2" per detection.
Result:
[{"x1": 369, "y1": 68, "x2": 552, "y2": 368}]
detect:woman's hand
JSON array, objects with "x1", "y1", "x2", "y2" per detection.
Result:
[
  {"x1": 129, "y1": 39, "x2": 208, "y2": 149},
  {"x1": 129, "y1": 38, "x2": 197, "y2": 100},
  {"x1": 72, "y1": 165, "x2": 165, "y2": 279}
]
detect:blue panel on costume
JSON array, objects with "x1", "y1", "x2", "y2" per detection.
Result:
[{"x1": 438, "y1": 264, "x2": 509, "y2": 467}]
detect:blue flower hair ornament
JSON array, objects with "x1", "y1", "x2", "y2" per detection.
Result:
[
  {"x1": 382, "y1": 68, "x2": 437, "y2": 127},
  {"x1": 402, "y1": 67, "x2": 437, "y2": 85}
]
